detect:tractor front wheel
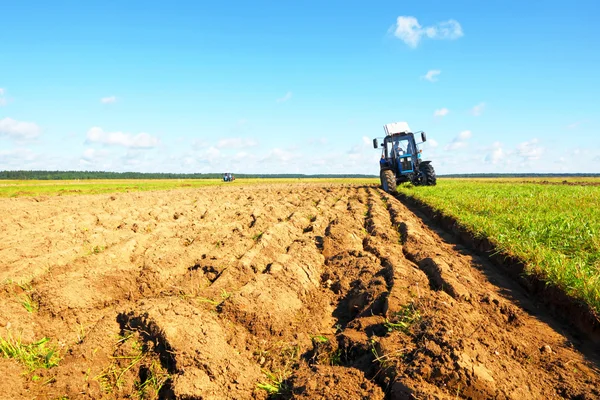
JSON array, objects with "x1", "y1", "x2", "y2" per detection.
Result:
[
  {"x1": 380, "y1": 169, "x2": 397, "y2": 193},
  {"x1": 419, "y1": 163, "x2": 437, "y2": 186}
]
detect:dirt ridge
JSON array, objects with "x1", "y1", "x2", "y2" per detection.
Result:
[{"x1": 395, "y1": 191, "x2": 600, "y2": 344}]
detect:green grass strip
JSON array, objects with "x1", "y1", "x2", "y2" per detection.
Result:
[{"x1": 398, "y1": 179, "x2": 600, "y2": 314}]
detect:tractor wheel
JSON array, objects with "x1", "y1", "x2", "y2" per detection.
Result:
[
  {"x1": 419, "y1": 163, "x2": 437, "y2": 186},
  {"x1": 380, "y1": 170, "x2": 397, "y2": 193}
]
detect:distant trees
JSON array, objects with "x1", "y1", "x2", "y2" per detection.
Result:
[{"x1": 1, "y1": 170, "x2": 598, "y2": 181}]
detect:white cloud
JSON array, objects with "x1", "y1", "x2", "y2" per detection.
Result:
[
  {"x1": 471, "y1": 102, "x2": 486, "y2": 116},
  {"x1": 0, "y1": 88, "x2": 4, "y2": 96},
  {"x1": 517, "y1": 138, "x2": 543, "y2": 160},
  {"x1": 100, "y1": 96, "x2": 117, "y2": 104},
  {"x1": 0, "y1": 148, "x2": 38, "y2": 165},
  {"x1": 86, "y1": 127, "x2": 159, "y2": 148},
  {"x1": 0, "y1": 117, "x2": 41, "y2": 140},
  {"x1": 428, "y1": 138, "x2": 439, "y2": 148},
  {"x1": 434, "y1": 108, "x2": 449, "y2": 117},
  {"x1": 393, "y1": 16, "x2": 463, "y2": 48},
  {"x1": 80, "y1": 147, "x2": 112, "y2": 165},
  {"x1": 276, "y1": 91, "x2": 293, "y2": 103},
  {"x1": 261, "y1": 148, "x2": 297, "y2": 163},
  {"x1": 216, "y1": 137, "x2": 258, "y2": 149},
  {"x1": 484, "y1": 142, "x2": 504, "y2": 164},
  {"x1": 422, "y1": 69, "x2": 441, "y2": 82},
  {"x1": 458, "y1": 130, "x2": 472, "y2": 140},
  {"x1": 203, "y1": 146, "x2": 221, "y2": 162},
  {"x1": 445, "y1": 130, "x2": 472, "y2": 150}
]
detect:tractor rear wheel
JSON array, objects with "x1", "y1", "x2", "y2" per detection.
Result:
[
  {"x1": 380, "y1": 169, "x2": 397, "y2": 193},
  {"x1": 419, "y1": 163, "x2": 437, "y2": 186}
]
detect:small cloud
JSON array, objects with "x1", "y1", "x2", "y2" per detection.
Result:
[
  {"x1": 0, "y1": 88, "x2": 4, "y2": 96},
  {"x1": 100, "y1": 96, "x2": 117, "y2": 104},
  {"x1": 434, "y1": 108, "x2": 449, "y2": 117},
  {"x1": 216, "y1": 137, "x2": 258, "y2": 149},
  {"x1": 458, "y1": 130, "x2": 472, "y2": 140},
  {"x1": 471, "y1": 102, "x2": 485, "y2": 116},
  {"x1": 517, "y1": 138, "x2": 543, "y2": 160},
  {"x1": 276, "y1": 91, "x2": 293, "y2": 103},
  {"x1": 86, "y1": 127, "x2": 159, "y2": 148},
  {"x1": 393, "y1": 16, "x2": 463, "y2": 48},
  {"x1": 261, "y1": 148, "x2": 297, "y2": 163},
  {"x1": 422, "y1": 69, "x2": 441, "y2": 82},
  {"x1": 445, "y1": 130, "x2": 472, "y2": 150},
  {"x1": 428, "y1": 138, "x2": 439, "y2": 148},
  {"x1": 0, "y1": 117, "x2": 41, "y2": 140},
  {"x1": 484, "y1": 141, "x2": 504, "y2": 164}
]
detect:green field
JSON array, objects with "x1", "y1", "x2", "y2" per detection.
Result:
[
  {"x1": 0, "y1": 178, "x2": 379, "y2": 198},
  {"x1": 398, "y1": 179, "x2": 600, "y2": 314}
]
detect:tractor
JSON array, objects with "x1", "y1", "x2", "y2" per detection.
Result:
[
  {"x1": 373, "y1": 121, "x2": 436, "y2": 193},
  {"x1": 223, "y1": 172, "x2": 235, "y2": 182}
]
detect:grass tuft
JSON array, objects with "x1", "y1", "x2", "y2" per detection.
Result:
[
  {"x1": 0, "y1": 334, "x2": 60, "y2": 372},
  {"x1": 384, "y1": 303, "x2": 421, "y2": 334}
]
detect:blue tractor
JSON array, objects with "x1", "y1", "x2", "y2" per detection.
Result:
[
  {"x1": 373, "y1": 121, "x2": 436, "y2": 193},
  {"x1": 223, "y1": 172, "x2": 235, "y2": 182}
]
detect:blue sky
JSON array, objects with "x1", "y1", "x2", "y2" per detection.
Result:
[{"x1": 1, "y1": 0, "x2": 599, "y2": 174}]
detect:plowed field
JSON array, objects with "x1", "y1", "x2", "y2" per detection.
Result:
[{"x1": 1, "y1": 183, "x2": 598, "y2": 399}]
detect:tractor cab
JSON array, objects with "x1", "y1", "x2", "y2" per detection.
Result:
[{"x1": 381, "y1": 134, "x2": 420, "y2": 175}]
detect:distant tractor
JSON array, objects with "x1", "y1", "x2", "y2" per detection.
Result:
[
  {"x1": 223, "y1": 172, "x2": 235, "y2": 182},
  {"x1": 373, "y1": 121, "x2": 436, "y2": 193}
]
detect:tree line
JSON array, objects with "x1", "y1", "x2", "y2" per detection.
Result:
[{"x1": 1, "y1": 170, "x2": 598, "y2": 180}]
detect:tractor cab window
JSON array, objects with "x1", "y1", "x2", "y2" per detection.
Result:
[
  {"x1": 385, "y1": 141, "x2": 394, "y2": 158},
  {"x1": 395, "y1": 139, "x2": 410, "y2": 156}
]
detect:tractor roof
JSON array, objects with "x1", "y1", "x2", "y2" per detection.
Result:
[{"x1": 383, "y1": 121, "x2": 411, "y2": 136}]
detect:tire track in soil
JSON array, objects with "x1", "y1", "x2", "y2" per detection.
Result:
[{"x1": 0, "y1": 183, "x2": 599, "y2": 399}]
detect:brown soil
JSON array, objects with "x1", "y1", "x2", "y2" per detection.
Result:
[{"x1": 0, "y1": 183, "x2": 598, "y2": 399}]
